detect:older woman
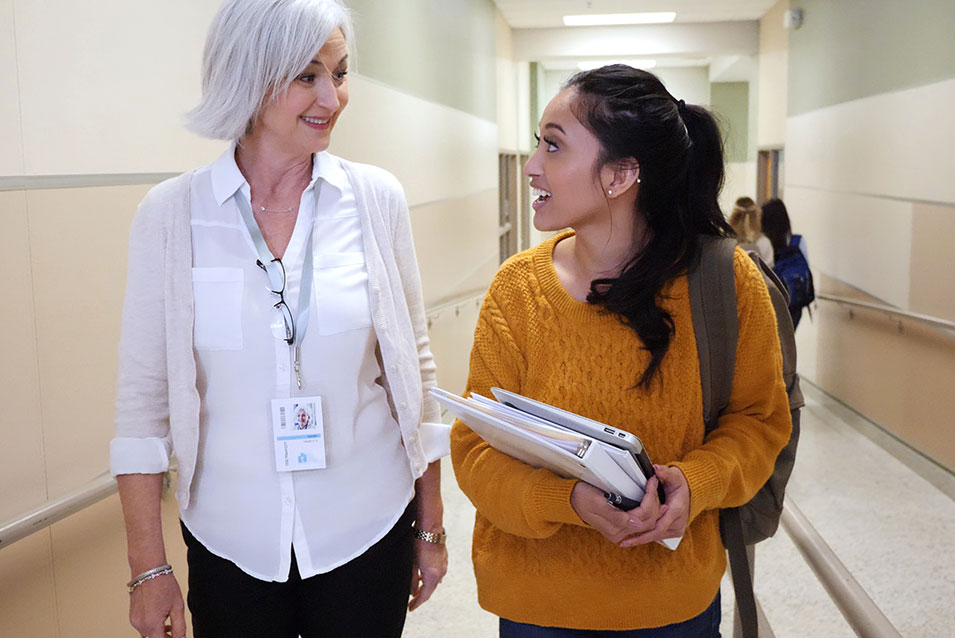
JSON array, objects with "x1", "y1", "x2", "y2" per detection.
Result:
[{"x1": 110, "y1": 1, "x2": 448, "y2": 637}]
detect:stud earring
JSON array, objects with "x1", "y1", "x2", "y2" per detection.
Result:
[
  {"x1": 637, "y1": 177, "x2": 642, "y2": 184},
  {"x1": 607, "y1": 189, "x2": 613, "y2": 195}
]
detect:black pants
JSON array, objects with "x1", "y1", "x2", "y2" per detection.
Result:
[{"x1": 180, "y1": 501, "x2": 416, "y2": 638}]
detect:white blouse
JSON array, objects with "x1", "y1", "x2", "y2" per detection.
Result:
[{"x1": 180, "y1": 146, "x2": 413, "y2": 581}]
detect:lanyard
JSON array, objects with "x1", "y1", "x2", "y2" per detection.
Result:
[{"x1": 234, "y1": 183, "x2": 321, "y2": 389}]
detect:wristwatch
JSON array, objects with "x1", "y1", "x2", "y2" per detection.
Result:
[{"x1": 412, "y1": 527, "x2": 447, "y2": 544}]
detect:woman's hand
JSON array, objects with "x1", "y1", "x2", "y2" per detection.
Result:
[
  {"x1": 570, "y1": 480, "x2": 661, "y2": 544},
  {"x1": 408, "y1": 536, "x2": 448, "y2": 611},
  {"x1": 409, "y1": 460, "x2": 447, "y2": 611},
  {"x1": 621, "y1": 464, "x2": 690, "y2": 547},
  {"x1": 129, "y1": 573, "x2": 186, "y2": 638}
]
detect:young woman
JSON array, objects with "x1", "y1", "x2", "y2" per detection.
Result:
[
  {"x1": 729, "y1": 196, "x2": 774, "y2": 266},
  {"x1": 451, "y1": 66, "x2": 792, "y2": 636},
  {"x1": 761, "y1": 198, "x2": 813, "y2": 328}
]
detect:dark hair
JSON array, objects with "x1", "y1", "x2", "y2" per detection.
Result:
[
  {"x1": 760, "y1": 198, "x2": 792, "y2": 256},
  {"x1": 565, "y1": 64, "x2": 732, "y2": 387}
]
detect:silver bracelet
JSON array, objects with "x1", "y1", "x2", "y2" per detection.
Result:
[
  {"x1": 412, "y1": 527, "x2": 447, "y2": 544},
  {"x1": 127, "y1": 564, "x2": 173, "y2": 594}
]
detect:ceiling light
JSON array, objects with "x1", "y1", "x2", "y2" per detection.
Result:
[
  {"x1": 563, "y1": 12, "x2": 676, "y2": 27},
  {"x1": 577, "y1": 59, "x2": 657, "y2": 71}
]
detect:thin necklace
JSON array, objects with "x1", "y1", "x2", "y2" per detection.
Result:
[{"x1": 257, "y1": 203, "x2": 295, "y2": 214}]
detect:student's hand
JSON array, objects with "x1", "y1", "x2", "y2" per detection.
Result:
[
  {"x1": 408, "y1": 535, "x2": 448, "y2": 611},
  {"x1": 570, "y1": 480, "x2": 661, "y2": 544},
  {"x1": 621, "y1": 465, "x2": 690, "y2": 547}
]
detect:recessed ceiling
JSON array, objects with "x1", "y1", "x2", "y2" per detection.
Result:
[{"x1": 493, "y1": 0, "x2": 779, "y2": 29}]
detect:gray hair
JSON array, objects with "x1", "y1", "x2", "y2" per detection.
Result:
[{"x1": 185, "y1": 0, "x2": 353, "y2": 141}]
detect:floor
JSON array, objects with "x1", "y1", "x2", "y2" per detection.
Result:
[{"x1": 402, "y1": 385, "x2": 955, "y2": 637}]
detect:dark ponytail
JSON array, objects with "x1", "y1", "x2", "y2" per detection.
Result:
[
  {"x1": 565, "y1": 65, "x2": 732, "y2": 387},
  {"x1": 760, "y1": 198, "x2": 793, "y2": 256}
]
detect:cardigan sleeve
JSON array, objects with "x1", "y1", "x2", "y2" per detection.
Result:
[
  {"x1": 670, "y1": 249, "x2": 793, "y2": 523},
  {"x1": 385, "y1": 175, "x2": 447, "y2": 462},
  {"x1": 450, "y1": 274, "x2": 588, "y2": 538},
  {"x1": 109, "y1": 193, "x2": 174, "y2": 476}
]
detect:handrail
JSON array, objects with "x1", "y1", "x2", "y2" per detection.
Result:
[
  {"x1": 424, "y1": 289, "x2": 486, "y2": 320},
  {"x1": 780, "y1": 499, "x2": 903, "y2": 637},
  {"x1": 0, "y1": 472, "x2": 116, "y2": 549},
  {"x1": 817, "y1": 293, "x2": 955, "y2": 334},
  {"x1": 0, "y1": 294, "x2": 490, "y2": 550}
]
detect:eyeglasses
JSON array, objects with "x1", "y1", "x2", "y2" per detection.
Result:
[{"x1": 257, "y1": 258, "x2": 295, "y2": 345}]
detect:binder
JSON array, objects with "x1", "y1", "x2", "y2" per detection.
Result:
[{"x1": 434, "y1": 387, "x2": 681, "y2": 550}]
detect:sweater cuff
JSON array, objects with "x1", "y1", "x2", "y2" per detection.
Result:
[
  {"x1": 669, "y1": 458, "x2": 723, "y2": 523},
  {"x1": 529, "y1": 474, "x2": 588, "y2": 528}
]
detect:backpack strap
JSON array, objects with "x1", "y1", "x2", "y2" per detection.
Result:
[
  {"x1": 723, "y1": 509, "x2": 759, "y2": 637},
  {"x1": 689, "y1": 236, "x2": 759, "y2": 638},
  {"x1": 688, "y1": 236, "x2": 738, "y2": 432}
]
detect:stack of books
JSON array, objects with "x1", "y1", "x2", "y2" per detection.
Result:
[{"x1": 432, "y1": 386, "x2": 681, "y2": 550}]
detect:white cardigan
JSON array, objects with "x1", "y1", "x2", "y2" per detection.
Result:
[{"x1": 109, "y1": 160, "x2": 448, "y2": 509}]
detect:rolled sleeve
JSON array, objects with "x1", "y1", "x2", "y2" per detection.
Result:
[
  {"x1": 109, "y1": 436, "x2": 172, "y2": 476},
  {"x1": 419, "y1": 421, "x2": 451, "y2": 462}
]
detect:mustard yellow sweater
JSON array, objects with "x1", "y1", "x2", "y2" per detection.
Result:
[{"x1": 450, "y1": 232, "x2": 792, "y2": 630}]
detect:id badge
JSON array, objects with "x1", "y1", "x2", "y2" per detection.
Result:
[{"x1": 271, "y1": 397, "x2": 326, "y2": 471}]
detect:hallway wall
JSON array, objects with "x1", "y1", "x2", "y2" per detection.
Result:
[
  {"x1": 783, "y1": 0, "x2": 955, "y2": 471},
  {"x1": 0, "y1": 1, "x2": 500, "y2": 635}
]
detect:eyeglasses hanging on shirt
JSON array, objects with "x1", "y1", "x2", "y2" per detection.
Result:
[
  {"x1": 256, "y1": 257, "x2": 295, "y2": 343},
  {"x1": 234, "y1": 185, "x2": 321, "y2": 389}
]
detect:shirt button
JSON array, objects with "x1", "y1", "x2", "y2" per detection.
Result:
[
  {"x1": 390, "y1": 364, "x2": 398, "y2": 372},
  {"x1": 279, "y1": 363, "x2": 287, "y2": 371},
  {"x1": 283, "y1": 497, "x2": 292, "y2": 506},
  {"x1": 399, "y1": 401, "x2": 408, "y2": 410}
]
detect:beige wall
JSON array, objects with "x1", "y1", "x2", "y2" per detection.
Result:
[
  {"x1": 783, "y1": 1, "x2": 955, "y2": 470},
  {"x1": 495, "y1": 7, "x2": 531, "y2": 154},
  {"x1": 812, "y1": 276, "x2": 955, "y2": 472},
  {"x1": 757, "y1": 0, "x2": 789, "y2": 148},
  {"x1": 0, "y1": 0, "x2": 501, "y2": 634}
]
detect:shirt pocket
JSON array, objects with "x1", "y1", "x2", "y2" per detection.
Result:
[
  {"x1": 192, "y1": 267, "x2": 244, "y2": 350},
  {"x1": 315, "y1": 252, "x2": 373, "y2": 336}
]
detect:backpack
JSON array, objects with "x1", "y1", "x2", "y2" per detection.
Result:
[
  {"x1": 773, "y1": 234, "x2": 814, "y2": 315},
  {"x1": 688, "y1": 236, "x2": 803, "y2": 638}
]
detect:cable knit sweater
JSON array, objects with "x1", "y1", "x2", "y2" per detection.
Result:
[{"x1": 450, "y1": 232, "x2": 792, "y2": 630}]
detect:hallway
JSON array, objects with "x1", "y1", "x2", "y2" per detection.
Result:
[{"x1": 2, "y1": 1, "x2": 954, "y2": 635}]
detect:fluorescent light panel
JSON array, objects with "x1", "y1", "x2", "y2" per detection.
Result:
[
  {"x1": 577, "y1": 59, "x2": 657, "y2": 71},
  {"x1": 563, "y1": 12, "x2": 676, "y2": 27}
]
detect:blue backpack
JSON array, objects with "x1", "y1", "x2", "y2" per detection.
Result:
[{"x1": 773, "y1": 235, "x2": 814, "y2": 315}]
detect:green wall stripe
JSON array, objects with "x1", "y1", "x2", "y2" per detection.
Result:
[
  {"x1": 789, "y1": 0, "x2": 955, "y2": 116},
  {"x1": 711, "y1": 82, "x2": 750, "y2": 164},
  {"x1": 785, "y1": 183, "x2": 955, "y2": 209},
  {"x1": 347, "y1": 0, "x2": 497, "y2": 122},
  {"x1": 0, "y1": 173, "x2": 179, "y2": 192}
]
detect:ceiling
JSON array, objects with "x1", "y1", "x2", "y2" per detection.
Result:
[{"x1": 493, "y1": 0, "x2": 779, "y2": 29}]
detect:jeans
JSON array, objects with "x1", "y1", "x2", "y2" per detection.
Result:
[{"x1": 499, "y1": 592, "x2": 721, "y2": 638}]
